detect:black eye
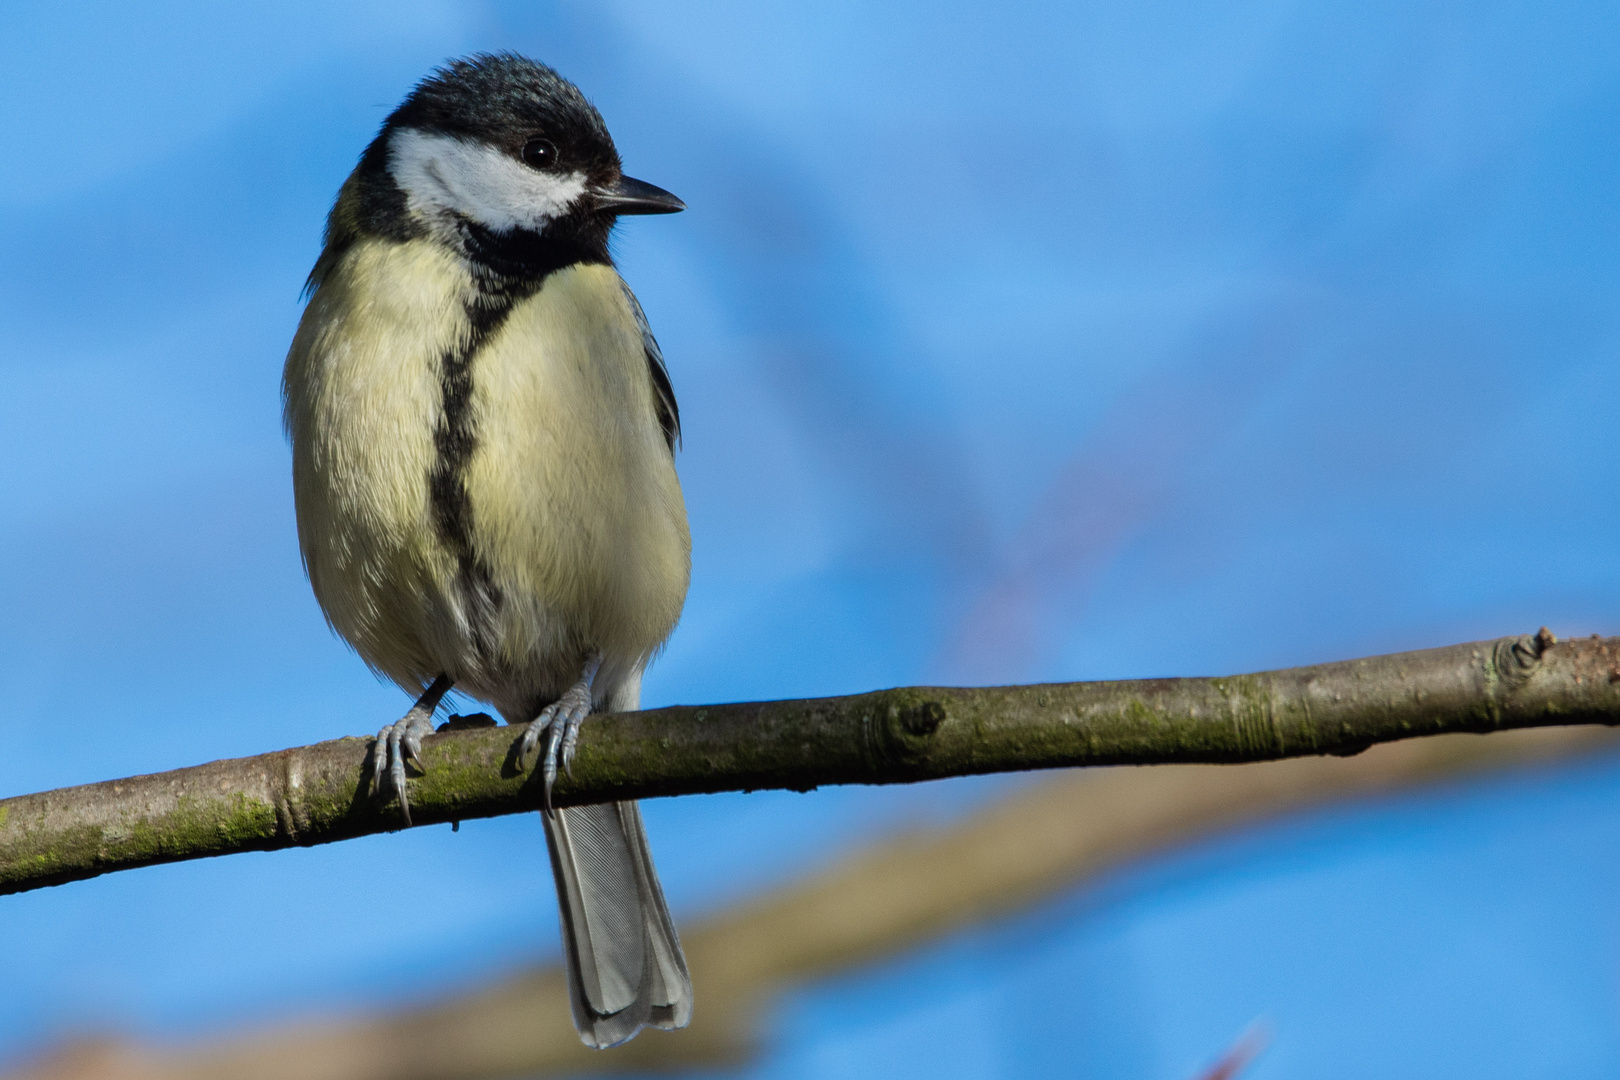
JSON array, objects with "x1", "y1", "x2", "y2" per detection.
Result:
[{"x1": 520, "y1": 137, "x2": 557, "y2": 169}]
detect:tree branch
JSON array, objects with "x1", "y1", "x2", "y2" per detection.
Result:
[{"x1": 4, "y1": 629, "x2": 1616, "y2": 895}]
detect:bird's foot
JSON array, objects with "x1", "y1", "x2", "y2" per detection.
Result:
[
  {"x1": 517, "y1": 653, "x2": 603, "y2": 812},
  {"x1": 372, "y1": 674, "x2": 453, "y2": 827}
]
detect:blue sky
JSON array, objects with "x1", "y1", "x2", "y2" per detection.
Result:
[{"x1": 4, "y1": 1, "x2": 1620, "y2": 1077}]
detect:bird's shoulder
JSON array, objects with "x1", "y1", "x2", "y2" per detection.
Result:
[{"x1": 617, "y1": 279, "x2": 680, "y2": 453}]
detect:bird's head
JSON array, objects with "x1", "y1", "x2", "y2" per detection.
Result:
[{"x1": 339, "y1": 53, "x2": 682, "y2": 272}]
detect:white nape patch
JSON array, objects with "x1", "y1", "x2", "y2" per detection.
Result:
[{"x1": 388, "y1": 128, "x2": 588, "y2": 234}]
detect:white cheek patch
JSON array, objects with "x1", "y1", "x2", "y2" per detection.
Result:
[{"x1": 388, "y1": 128, "x2": 589, "y2": 233}]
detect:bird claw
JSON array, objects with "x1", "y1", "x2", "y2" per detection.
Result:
[
  {"x1": 372, "y1": 676, "x2": 452, "y2": 827},
  {"x1": 517, "y1": 655, "x2": 602, "y2": 812},
  {"x1": 520, "y1": 684, "x2": 593, "y2": 813}
]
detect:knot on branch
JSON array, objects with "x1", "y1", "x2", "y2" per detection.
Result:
[
  {"x1": 1492, "y1": 628, "x2": 1554, "y2": 692},
  {"x1": 271, "y1": 751, "x2": 309, "y2": 842},
  {"x1": 860, "y1": 691, "x2": 947, "y2": 771}
]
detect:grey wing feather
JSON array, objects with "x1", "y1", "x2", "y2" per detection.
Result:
[
  {"x1": 620, "y1": 279, "x2": 680, "y2": 454},
  {"x1": 545, "y1": 800, "x2": 692, "y2": 1048}
]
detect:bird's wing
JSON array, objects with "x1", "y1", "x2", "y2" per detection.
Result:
[{"x1": 620, "y1": 278, "x2": 680, "y2": 454}]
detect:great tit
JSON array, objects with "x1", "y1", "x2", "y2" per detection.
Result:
[{"x1": 282, "y1": 53, "x2": 692, "y2": 1048}]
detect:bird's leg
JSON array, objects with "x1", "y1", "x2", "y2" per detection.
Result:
[
  {"x1": 372, "y1": 673, "x2": 453, "y2": 827},
  {"x1": 517, "y1": 652, "x2": 603, "y2": 812}
]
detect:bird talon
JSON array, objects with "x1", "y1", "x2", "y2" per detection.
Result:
[
  {"x1": 561, "y1": 725, "x2": 580, "y2": 780},
  {"x1": 370, "y1": 677, "x2": 452, "y2": 827},
  {"x1": 518, "y1": 656, "x2": 602, "y2": 812},
  {"x1": 541, "y1": 721, "x2": 563, "y2": 810}
]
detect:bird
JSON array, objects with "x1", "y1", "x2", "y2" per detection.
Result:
[{"x1": 281, "y1": 53, "x2": 692, "y2": 1049}]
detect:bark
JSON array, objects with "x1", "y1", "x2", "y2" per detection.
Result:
[{"x1": 4, "y1": 628, "x2": 1617, "y2": 896}]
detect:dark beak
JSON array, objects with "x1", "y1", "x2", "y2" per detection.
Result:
[{"x1": 593, "y1": 175, "x2": 686, "y2": 215}]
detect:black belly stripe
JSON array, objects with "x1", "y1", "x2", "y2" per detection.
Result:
[
  {"x1": 428, "y1": 278, "x2": 535, "y2": 628},
  {"x1": 426, "y1": 218, "x2": 614, "y2": 649}
]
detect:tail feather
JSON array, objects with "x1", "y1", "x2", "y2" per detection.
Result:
[
  {"x1": 544, "y1": 800, "x2": 692, "y2": 1048},
  {"x1": 620, "y1": 800, "x2": 692, "y2": 1031}
]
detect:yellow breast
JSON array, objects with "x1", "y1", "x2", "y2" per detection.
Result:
[
  {"x1": 283, "y1": 241, "x2": 689, "y2": 705},
  {"x1": 464, "y1": 263, "x2": 691, "y2": 683}
]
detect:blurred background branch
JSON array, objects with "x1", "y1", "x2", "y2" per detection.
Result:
[{"x1": 8, "y1": 723, "x2": 1614, "y2": 1080}]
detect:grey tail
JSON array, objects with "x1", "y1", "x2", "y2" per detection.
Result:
[{"x1": 543, "y1": 799, "x2": 692, "y2": 1048}]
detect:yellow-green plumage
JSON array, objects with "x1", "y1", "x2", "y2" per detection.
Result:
[{"x1": 283, "y1": 237, "x2": 690, "y2": 719}]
